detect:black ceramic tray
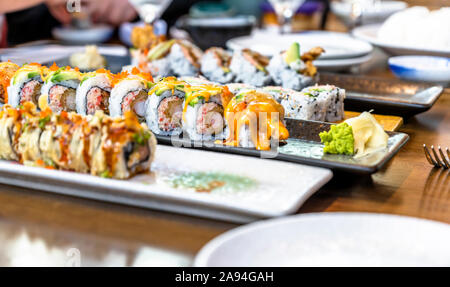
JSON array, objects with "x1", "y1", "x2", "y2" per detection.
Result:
[
  {"x1": 155, "y1": 118, "x2": 409, "y2": 175},
  {"x1": 319, "y1": 73, "x2": 444, "y2": 117}
]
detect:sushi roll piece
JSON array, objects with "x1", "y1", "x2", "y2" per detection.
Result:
[
  {"x1": 222, "y1": 90, "x2": 289, "y2": 150},
  {"x1": 89, "y1": 110, "x2": 157, "y2": 179},
  {"x1": 168, "y1": 40, "x2": 203, "y2": 77},
  {"x1": 109, "y1": 68, "x2": 153, "y2": 121},
  {"x1": 0, "y1": 102, "x2": 156, "y2": 179},
  {"x1": 40, "y1": 66, "x2": 81, "y2": 113},
  {"x1": 200, "y1": 47, "x2": 234, "y2": 84},
  {"x1": 267, "y1": 43, "x2": 322, "y2": 90},
  {"x1": 258, "y1": 86, "x2": 327, "y2": 121},
  {"x1": 0, "y1": 104, "x2": 25, "y2": 160},
  {"x1": 279, "y1": 89, "x2": 327, "y2": 122},
  {"x1": 301, "y1": 85, "x2": 345, "y2": 122},
  {"x1": 145, "y1": 77, "x2": 187, "y2": 136},
  {"x1": 130, "y1": 40, "x2": 175, "y2": 78},
  {"x1": 229, "y1": 48, "x2": 272, "y2": 87},
  {"x1": 76, "y1": 69, "x2": 113, "y2": 115},
  {"x1": 182, "y1": 84, "x2": 233, "y2": 141},
  {"x1": 0, "y1": 62, "x2": 19, "y2": 104},
  {"x1": 7, "y1": 63, "x2": 45, "y2": 108}
]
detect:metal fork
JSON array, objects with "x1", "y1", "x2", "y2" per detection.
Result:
[{"x1": 423, "y1": 144, "x2": 450, "y2": 169}]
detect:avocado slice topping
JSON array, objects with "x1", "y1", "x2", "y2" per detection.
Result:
[
  {"x1": 147, "y1": 40, "x2": 176, "y2": 61},
  {"x1": 284, "y1": 42, "x2": 301, "y2": 65}
]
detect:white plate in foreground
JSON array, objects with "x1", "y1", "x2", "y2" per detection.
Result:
[
  {"x1": 195, "y1": 212, "x2": 450, "y2": 266},
  {"x1": 352, "y1": 24, "x2": 450, "y2": 57},
  {"x1": 0, "y1": 145, "x2": 332, "y2": 223},
  {"x1": 227, "y1": 31, "x2": 373, "y2": 59}
]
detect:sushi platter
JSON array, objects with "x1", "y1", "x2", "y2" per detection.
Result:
[
  {"x1": 155, "y1": 118, "x2": 408, "y2": 174},
  {"x1": 0, "y1": 24, "x2": 424, "y2": 219}
]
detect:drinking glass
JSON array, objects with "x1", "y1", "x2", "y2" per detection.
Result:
[
  {"x1": 129, "y1": 0, "x2": 173, "y2": 24},
  {"x1": 268, "y1": 0, "x2": 306, "y2": 34}
]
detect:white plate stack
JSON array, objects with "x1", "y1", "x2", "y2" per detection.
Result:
[{"x1": 226, "y1": 30, "x2": 374, "y2": 72}]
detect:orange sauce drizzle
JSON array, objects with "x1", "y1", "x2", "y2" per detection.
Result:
[{"x1": 223, "y1": 91, "x2": 289, "y2": 150}]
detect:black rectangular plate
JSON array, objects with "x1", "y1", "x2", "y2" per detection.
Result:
[
  {"x1": 319, "y1": 73, "x2": 444, "y2": 117},
  {"x1": 155, "y1": 118, "x2": 409, "y2": 175}
]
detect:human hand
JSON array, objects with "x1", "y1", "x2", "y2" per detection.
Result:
[
  {"x1": 46, "y1": 0, "x2": 137, "y2": 26},
  {"x1": 87, "y1": 0, "x2": 137, "y2": 26},
  {"x1": 45, "y1": 0, "x2": 72, "y2": 25}
]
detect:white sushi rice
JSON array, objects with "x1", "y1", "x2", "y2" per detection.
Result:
[
  {"x1": 76, "y1": 74, "x2": 111, "y2": 115},
  {"x1": 145, "y1": 89, "x2": 184, "y2": 136},
  {"x1": 280, "y1": 90, "x2": 327, "y2": 122},
  {"x1": 168, "y1": 43, "x2": 199, "y2": 77},
  {"x1": 109, "y1": 78, "x2": 146, "y2": 117},
  {"x1": 301, "y1": 85, "x2": 345, "y2": 122},
  {"x1": 182, "y1": 96, "x2": 228, "y2": 142},
  {"x1": 267, "y1": 53, "x2": 315, "y2": 91},
  {"x1": 148, "y1": 57, "x2": 172, "y2": 78},
  {"x1": 7, "y1": 75, "x2": 42, "y2": 107},
  {"x1": 200, "y1": 51, "x2": 234, "y2": 84},
  {"x1": 229, "y1": 50, "x2": 272, "y2": 87}
]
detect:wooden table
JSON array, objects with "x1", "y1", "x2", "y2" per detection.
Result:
[{"x1": 0, "y1": 52, "x2": 449, "y2": 266}]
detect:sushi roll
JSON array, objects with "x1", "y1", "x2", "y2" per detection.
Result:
[
  {"x1": 89, "y1": 110, "x2": 157, "y2": 179},
  {"x1": 200, "y1": 47, "x2": 234, "y2": 84},
  {"x1": 267, "y1": 42, "x2": 320, "y2": 91},
  {"x1": 301, "y1": 85, "x2": 345, "y2": 122},
  {"x1": 144, "y1": 40, "x2": 176, "y2": 78},
  {"x1": 76, "y1": 69, "x2": 113, "y2": 115},
  {"x1": 182, "y1": 84, "x2": 233, "y2": 141},
  {"x1": 258, "y1": 86, "x2": 327, "y2": 121},
  {"x1": 40, "y1": 66, "x2": 81, "y2": 113},
  {"x1": 109, "y1": 68, "x2": 153, "y2": 121},
  {"x1": 0, "y1": 62, "x2": 19, "y2": 104},
  {"x1": 222, "y1": 90, "x2": 289, "y2": 150},
  {"x1": 7, "y1": 63, "x2": 45, "y2": 108},
  {"x1": 145, "y1": 77, "x2": 187, "y2": 136},
  {"x1": 0, "y1": 104, "x2": 24, "y2": 160},
  {"x1": 229, "y1": 48, "x2": 272, "y2": 87},
  {"x1": 0, "y1": 102, "x2": 156, "y2": 179},
  {"x1": 168, "y1": 40, "x2": 203, "y2": 77},
  {"x1": 279, "y1": 89, "x2": 328, "y2": 122},
  {"x1": 18, "y1": 104, "x2": 51, "y2": 165}
]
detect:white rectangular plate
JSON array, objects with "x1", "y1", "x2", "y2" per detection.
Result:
[{"x1": 0, "y1": 145, "x2": 332, "y2": 223}]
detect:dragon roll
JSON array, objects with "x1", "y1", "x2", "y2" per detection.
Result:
[{"x1": 1, "y1": 102, "x2": 156, "y2": 179}]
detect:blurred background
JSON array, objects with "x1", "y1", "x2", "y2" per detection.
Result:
[{"x1": 0, "y1": 0, "x2": 447, "y2": 47}]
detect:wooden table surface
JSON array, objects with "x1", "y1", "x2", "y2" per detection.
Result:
[{"x1": 0, "y1": 32, "x2": 449, "y2": 267}]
